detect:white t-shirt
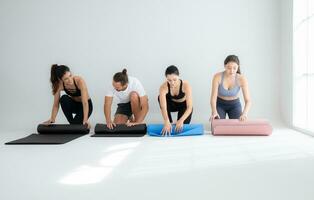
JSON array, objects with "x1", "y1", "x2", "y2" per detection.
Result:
[{"x1": 106, "y1": 76, "x2": 146, "y2": 104}]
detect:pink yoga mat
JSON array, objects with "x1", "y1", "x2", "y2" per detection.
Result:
[{"x1": 211, "y1": 119, "x2": 272, "y2": 136}]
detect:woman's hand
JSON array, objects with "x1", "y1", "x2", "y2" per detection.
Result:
[
  {"x1": 83, "y1": 120, "x2": 91, "y2": 129},
  {"x1": 43, "y1": 119, "x2": 55, "y2": 125},
  {"x1": 210, "y1": 112, "x2": 220, "y2": 121},
  {"x1": 175, "y1": 120, "x2": 184, "y2": 133},
  {"x1": 161, "y1": 122, "x2": 172, "y2": 136},
  {"x1": 106, "y1": 120, "x2": 116, "y2": 129},
  {"x1": 126, "y1": 120, "x2": 138, "y2": 127},
  {"x1": 239, "y1": 113, "x2": 247, "y2": 121}
]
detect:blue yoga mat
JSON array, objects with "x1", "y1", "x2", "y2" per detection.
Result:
[{"x1": 147, "y1": 124, "x2": 204, "y2": 137}]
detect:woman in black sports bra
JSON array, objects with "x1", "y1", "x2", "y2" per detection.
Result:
[
  {"x1": 43, "y1": 64, "x2": 93, "y2": 128},
  {"x1": 158, "y1": 65, "x2": 193, "y2": 135}
]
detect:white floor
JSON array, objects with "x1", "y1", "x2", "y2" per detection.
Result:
[{"x1": 1, "y1": 125, "x2": 314, "y2": 200}]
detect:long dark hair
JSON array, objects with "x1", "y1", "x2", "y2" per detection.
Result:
[
  {"x1": 50, "y1": 64, "x2": 70, "y2": 94},
  {"x1": 113, "y1": 68, "x2": 128, "y2": 86},
  {"x1": 165, "y1": 65, "x2": 179, "y2": 76},
  {"x1": 224, "y1": 55, "x2": 241, "y2": 74}
]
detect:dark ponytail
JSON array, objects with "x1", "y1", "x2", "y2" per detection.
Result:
[
  {"x1": 113, "y1": 68, "x2": 129, "y2": 86},
  {"x1": 224, "y1": 55, "x2": 241, "y2": 74},
  {"x1": 165, "y1": 65, "x2": 179, "y2": 76},
  {"x1": 50, "y1": 64, "x2": 70, "y2": 94}
]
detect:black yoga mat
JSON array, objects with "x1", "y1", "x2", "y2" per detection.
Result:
[
  {"x1": 37, "y1": 124, "x2": 89, "y2": 134},
  {"x1": 91, "y1": 124, "x2": 147, "y2": 137},
  {"x1": 5, "y1": 124, "x2": 89, "y2": 145}
]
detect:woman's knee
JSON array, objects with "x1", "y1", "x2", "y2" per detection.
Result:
[
  {"x1": 59, "y1": 95, "x2": 71, "y2": 105},
  {"x1": 228, "y1": 107, "x2": 242, "y2": 119},
  {"x1": 88, "y1": 100, "x2": 93, "y2": 116},
  {"x1": 184, "y1": 113, "x2": 192, "y2": 124},
  {"x1": 216, "y1": 106, "x2": 226, "y2": 119}
]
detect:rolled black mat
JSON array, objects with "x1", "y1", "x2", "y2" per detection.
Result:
[
  {"x1": 91, "y1": 124, "x2": 147, "y2": 137},
  {"x1": 37, "y1": 124, "x2": 90, "y2": 134},
  {"x1": 5, "y1": 124, "x2": 89, "y2": 145}
]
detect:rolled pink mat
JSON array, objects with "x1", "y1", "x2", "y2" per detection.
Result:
[{"x1": 211, "y1": 119, "x2": 272, "y2": 136}]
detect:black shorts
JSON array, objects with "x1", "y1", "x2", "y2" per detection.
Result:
[
  {"x1": 158, "y1": 96, "x2": 193, "y2": 124},
  {"x1": 115, "y1": 102, "x2": 133, "y2": 118}
]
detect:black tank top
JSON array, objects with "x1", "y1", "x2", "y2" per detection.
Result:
[
  {"x1": 63, "y1": 79, "x2": 81, "y2": 97},
  {"x1": 167, "y1": 79, "x2": 185, "y2": 100}
]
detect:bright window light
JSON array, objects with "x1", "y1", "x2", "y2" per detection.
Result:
[{"x1": 293, "y1": 0, "x2": 314, "y2": 133}]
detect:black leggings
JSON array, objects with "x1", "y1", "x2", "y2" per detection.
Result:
[
  {"x1": 60, "y1": 95, "x2": 93, "y2": 124},
  {"x1": 158, "y1": 96, "x2": 192, "y2": 124}
]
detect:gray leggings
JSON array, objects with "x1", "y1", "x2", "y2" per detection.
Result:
[{"x1": 216, "y1": 97, "x2": 242, "y2": 119}]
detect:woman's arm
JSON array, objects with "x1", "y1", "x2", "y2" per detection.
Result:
[
  {"x1": 178, "y1": 81, "x2": 193, "y2": 122},
  {"x1": 159, "y1": 83, "x2": 172, "y2": 135},
  {"x1": 159, "y1": 84, "x2": 170, "y2": 124},
  {"x1": 76, "y1": 77, "x2": 90, "y2": 124},
  {"x1": 240, "y1": 76, "x2": 251, "y2": 117},
  {"x1": 48, "y1": 84, "x2": 62, "y2": 123},
  {"x1": 210, "y1": 74, "x2": 220, "y2": 117}
]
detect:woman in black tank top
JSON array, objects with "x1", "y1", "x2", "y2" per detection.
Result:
[
  {"x1": 158, "y1": 65, "x2": 193, "y2": 136},
  {"x1": 43, "y1": 64, "x2": 93, "y2": 128}
]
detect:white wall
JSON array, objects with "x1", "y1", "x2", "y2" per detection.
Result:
[
  {"x1": 0, "y1": 0, "x2": 282, "y2": 132},
  {"x1": 280, "y1": 0, "x2": 293, "y2": 127}
]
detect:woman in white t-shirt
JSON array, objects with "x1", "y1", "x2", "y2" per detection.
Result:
[{"x1": 104, "y1": 69, "x2": 149, "y2": 129}]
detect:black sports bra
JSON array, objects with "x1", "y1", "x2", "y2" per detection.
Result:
[
  {"x1": 63, "y1": 79, "x2": 81, "y2": 97},
  {"x1": 167, "y1": 79, "x2": 185, "y2": 100}
]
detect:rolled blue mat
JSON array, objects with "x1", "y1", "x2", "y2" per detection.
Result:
[{"x1": 147, "y1": 124, "x2": 204, "y2": 137}]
